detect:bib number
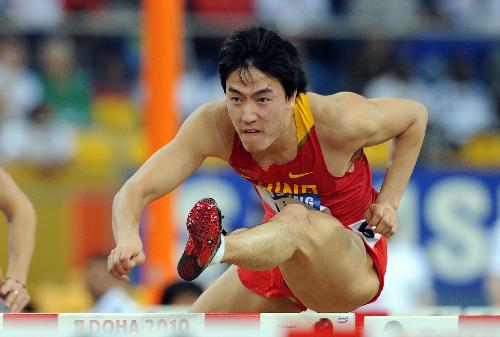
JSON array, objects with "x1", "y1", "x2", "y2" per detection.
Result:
[{"x1": 348, "y1": 220, "x2": 381, "y2": 249}]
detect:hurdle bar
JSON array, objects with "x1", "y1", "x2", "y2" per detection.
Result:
[{"x1": 2, "y1": 312, "x2": 500, "y2": 337}]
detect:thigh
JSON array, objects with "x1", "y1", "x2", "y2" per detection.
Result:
[
  {"x1": 280, "y1": 211, "x2": 380, "y2": 312},
  {"x1": 190, "y1": 266, "x2": 301, "y2": 313}
]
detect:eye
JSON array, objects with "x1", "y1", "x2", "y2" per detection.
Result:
[
  {"x1": 230, "y1": 97, "x2": 241, "y2": 103},
  {"x1": 257, "y1": 97, "x2": 270, "y2": 103}
]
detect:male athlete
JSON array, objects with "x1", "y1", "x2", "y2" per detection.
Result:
[
  {"x1": 0, "y1": 166, "x2": 36, "y2": 312},
  {"x1": 108, "y1": 27, "x2": 427, "y2": 313}
]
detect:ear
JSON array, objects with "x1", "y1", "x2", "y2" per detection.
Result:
[{"x1": 288, "y1": 90, "x2": 297, "y2": 108}]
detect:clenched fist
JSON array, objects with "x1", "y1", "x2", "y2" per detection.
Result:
[
  {"x1": 107, "y1": 244, "x2": 146, "y2": 281},
  {"x1": 364, "y1": 203, "x2": 398, "y2": 238}
]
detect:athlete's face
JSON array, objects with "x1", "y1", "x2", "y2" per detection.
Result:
[{"x1": 225, "y1": 67, "x2": 296, "y2": 154}]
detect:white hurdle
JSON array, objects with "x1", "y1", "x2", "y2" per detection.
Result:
[{"x1": 1, "y1": 312, "x2": 500, "y2": 337}]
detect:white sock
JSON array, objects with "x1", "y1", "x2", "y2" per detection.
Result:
[{"x1": 210, "y1": 235, "x2": 225, "y2": 265}]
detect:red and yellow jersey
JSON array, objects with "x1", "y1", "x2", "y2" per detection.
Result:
[
  {"x1": 230, "y1": 93, "x2": 387, "y2": 308},
  {"x1": 229, "y1": 93, "x2": 377, "y2": 227}
]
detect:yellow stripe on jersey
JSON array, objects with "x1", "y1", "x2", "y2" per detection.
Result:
[{"x1": 293, "y1": 93, "x2": 315, "y2": 146}]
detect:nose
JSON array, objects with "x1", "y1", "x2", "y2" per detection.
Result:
[{"x1": 241, "y1": 103, "x2": 258, "y2": 124}]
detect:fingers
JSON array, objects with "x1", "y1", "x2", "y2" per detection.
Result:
[
  {"x1": 108, "y1": 250, "x2": 128, "y2": 280},
  {"x1": 134, "y1": 251, "x2": 146, "y2": 265},
  {"x1": 0, "y1": 279, "x2": 17, "y2": 299},
  {"x1": 367, "y1": 205, "x2": 384, "y2": 230},
  {"x1": 107, "y1": 245, "x2": 146, "y2": 281},
  {"x1": 365, "y1": 204, "x2": 398, "y2": 238},
  {"x1": 375, "y1": 214, "x2": 396, "y2": 238},
  {"x1": 9, "y1": 289, "x2": 30, "y2": 313},
  {"x1": 374, "y1": 214, "x2": 397, "y2": 237},
  {"x1": 0, "y1": 279, "x2": 30, "y2": 313}
]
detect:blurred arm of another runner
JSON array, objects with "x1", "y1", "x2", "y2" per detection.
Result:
[{"x1": 0, "y1": 166, "x2": 36, "y2": 313}]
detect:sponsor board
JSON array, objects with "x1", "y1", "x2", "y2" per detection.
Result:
[
  {"x1": 261, "y1": 313, "x2": 354, "y2": 336},
  {"x1": 58, "y1": 313, "x2": 204, "y2": 337}
]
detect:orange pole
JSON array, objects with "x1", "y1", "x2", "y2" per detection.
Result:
[{"x1": 142, "y1": 0, "x2": 183, "y2": 303}]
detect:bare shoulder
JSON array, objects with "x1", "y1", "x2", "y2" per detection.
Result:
[
  {"x1": 307, "y1": 91, "x2": 370, "y2": 145},
  {"x1": 192, "y1": 99, "x2": 225, "y2": 126},
  {"x1": 181, "y1": 98, "x2": 234, "y2": 160},
  {"x1": 308, "y1": 91, "x2": 428, "y2": 152}
]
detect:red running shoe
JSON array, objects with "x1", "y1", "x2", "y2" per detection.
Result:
[{"x1": 177, "y1": 198, "x2": 226, "y2": 281}]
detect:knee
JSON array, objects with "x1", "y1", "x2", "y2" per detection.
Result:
[
  {"x1": 280, "y1": 204, "x2": 310, "y2": 234},
  {"x1": 293, "y1": 209, "x2": 345, "y2": 255},
  {"x1": 306, "y1": 211, "x2": 346, "y2": 245},
  {"x1": 279, "y1": 204, "x2": 316, "y2": 251},
  {"x1": 281, "y1": 203, "x2": 309, "y2": 220}
]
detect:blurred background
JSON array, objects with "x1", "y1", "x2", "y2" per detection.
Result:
[{"x1": 0, "y1": 0, "x2": 500, "y2": 314}]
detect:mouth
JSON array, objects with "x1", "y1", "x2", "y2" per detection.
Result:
[{"x1": 242, "y1": 129, "x2": 261, "y2": 136}]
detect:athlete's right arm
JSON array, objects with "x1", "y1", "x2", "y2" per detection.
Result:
[{"x1": 108, "y1": 100, "x2": 232, "y2": 280}]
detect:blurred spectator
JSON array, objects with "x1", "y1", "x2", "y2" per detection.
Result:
[
  {"x1": 94, "y1": 54, "x2": 131, "y2": 96},
  {"x1": 160, "y1": 281, "x2": 203, "y2": 306},
  {"x1": 435, "y1": 0, "x2": 500, "y2": 34},
  {"x1": 363, "y1": 53, "x2": 430, "y2": 103},
  {"x1": 23, "y1": 103, "x2": 76, "y2": 174},
  {"x1": 189, "y1": 0, "x2": 254, "y2": 30},
  {"x1": 92, "y1": 54, "x2": 138, "y2": 130},
  {"x1": 0, "y1": 103, "x2": 76, "y2": 174},
  {"x1": 0, "y1": 38, "x2": 42, "y2": 121},
  {"x1": 362, "y1": 51, "x2": 453, "y2": 164},
  {"x1": 429, "y1": 55, "x2": 496, "y2": 150},
  {"x1": 254, "y1": 0, "x2": 332, "y2": 34},
  {"x1": 84, "y1": 254, "x2": 138, "y2": 313},
  {"x1": 421, "y1": 0, "x2": 451, "y2": 28},
  {"x1": 63, "y1": 0, "x2": 105, "y2": 12},
  {"x1": 107, "y1": 0, "x2": 140, "y2": 9},
  {"x1": 5, "y1": 0, "x2": 63, "y2": 30},
  {"x1": 303, "y1": 39, "x2": 341, "y2": 95},
  {"x1": 178, "y1": 56, "x2": 223, "y2": 120},
  {"x1": 347, "y1": 0, "x2": 422, "y2": 34},
  {"x1": 0, "y1": 38, "x2": 43, "y2": 163},
  {"x1": 39, "y1": 38, "x2": 92, "y2": 127},
  {"x1": 487, "y1": 48, "x2": 500, "y2": 123},
  {"x1": 349, "y1": 40, "x2": 391, "y2": 94}
]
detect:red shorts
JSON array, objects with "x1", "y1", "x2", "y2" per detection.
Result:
[{"x1": 237, "y1": 218, "x2": 388, "y2": 312}]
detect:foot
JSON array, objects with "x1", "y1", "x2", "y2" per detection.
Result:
[{"x1": 177, "y1": 198, "x2": 226, "y2": 281}]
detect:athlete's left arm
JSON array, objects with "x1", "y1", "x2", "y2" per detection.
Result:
[
  {"x1": 360, "y1": 96, "x2": 428, "y2": 238},
  {"x1": 331, "y1": 92, "x2": 428, "y2": 237},
  {"x1": 365, "y1": 97, "x2": 427, "y2": 236}
]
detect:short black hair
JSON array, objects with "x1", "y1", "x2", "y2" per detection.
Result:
[{"x1": 218, "y1": 26, "x2": 307, "y2": 100}]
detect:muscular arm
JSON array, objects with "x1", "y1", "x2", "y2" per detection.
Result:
[
  {"x1": 316, "y1": 92, "x2": 427, "y2": 236},
  {"x1": 109, "y1": 100, "x2": 233, "y2": 278},
  {"x1": 363, "y1": 97, "x2": 428, "y2": 210},
  {"x1": 113, "y1": 100, "x2": 232, "y2": 245},
  {"x1": 0, "y1": 167, "x2": 36, "y2": 312}
]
